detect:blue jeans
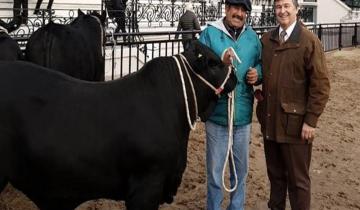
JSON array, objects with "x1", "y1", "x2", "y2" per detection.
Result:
[{"x1": 205, "y1": 121, "x2": 251, "y2": 210}]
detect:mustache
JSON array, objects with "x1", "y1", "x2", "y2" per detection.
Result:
[{"x1": 232, "y1": 15, "x2": 244, "y2": 21}]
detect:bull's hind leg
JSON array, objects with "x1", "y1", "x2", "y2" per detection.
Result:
[
  {"x1": 0, "y1": 158, "x2": 9, "y2": 209},
  {"x1": 126, "y1": 172, "x2": 166, "y2": 210},
  {"x1": 0, "y1": 131, "x2": 11, "y2": 194},
  {"x1": 35, "y1": 198, "x2": 79, "y2": 210},
  {"x1": 0, "y1": 176, "x2": 6, "y2": 194}
]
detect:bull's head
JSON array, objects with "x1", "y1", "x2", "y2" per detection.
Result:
[
  {"x1": 181, "y1": 41, "x2": 238, "y2": 121},
  {"x1": 71, "y1": 10, "x2": 106, "y2": 42}
]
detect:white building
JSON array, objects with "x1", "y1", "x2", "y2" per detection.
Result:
[
  {"x1": 297, "y1": 0, "x2": 360, "y2": 24},
  {"x1": 216, "y1": 0, "x2": 360, "y2": 25}
]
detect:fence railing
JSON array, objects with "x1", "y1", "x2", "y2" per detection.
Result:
[
  {"x1": 101, "y1": 22, "x2": 360, "y2": 80},
  {"x1": 2, "y1": 0, "x2": 325, "y2": 38},
  {"x1": 7, "y1": 22, "x2": 359, "y2": 80},
  {"x1": 1, "y1": 1, "x2": 287, "y2": 36}
]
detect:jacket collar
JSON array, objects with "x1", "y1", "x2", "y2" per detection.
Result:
[
  {"x1": 208, "y1": 17, "x2": 247, "y2": 40},
  {"x1": 270, "y1": 21, "x2": 302, "y2": 44}
]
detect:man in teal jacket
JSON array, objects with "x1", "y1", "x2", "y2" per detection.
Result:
[{"x1": 199, "y1": 0, "x2": 262, "y2": 209}]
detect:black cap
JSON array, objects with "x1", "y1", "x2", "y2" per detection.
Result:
[{"x1": 225, "y1": 0, "x2": 252, "y2": 11}]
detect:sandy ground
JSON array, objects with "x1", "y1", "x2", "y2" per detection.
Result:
[{"x1": 1, "y1": 47, "x2": 360, "y2": 210}]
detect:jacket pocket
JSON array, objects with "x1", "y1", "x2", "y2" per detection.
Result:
[{"x1": 281, "y1": 103, "x2": 306, "y2": 136}]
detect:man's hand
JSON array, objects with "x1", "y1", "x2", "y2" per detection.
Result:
[
  {"x1": 222, "y1": 48, "x2": 235, "y2": 66},
  {"x1": 301, "y1": 122, "x2": 315, "y2": 141},
  {"x1": 246, "y1": 67, "x2": 258, "y2": 85}
]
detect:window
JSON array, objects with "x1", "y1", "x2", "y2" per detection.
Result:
[{"x1": 301, "y1": 6, "x2": 316, "y2": 23}]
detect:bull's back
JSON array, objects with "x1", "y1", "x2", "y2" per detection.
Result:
[
  {"x1": 0, "y1": 57, "x2": 190, "y2": 206},
  {"x1": 0, "y1": 61, "x2": 59, "y2": 189},
  {"x1": 26, "y1": 23, "x2": 96, "y2": 80},
  {"x1": 0, "y1": 61, "x2": 69, "y2": 128},
  {"x1": 0, "y1": 58, "x2": 183, "y2": 164},
  {"x1": 0, "y1": 61, "x2": 112, "y2": 197},
  {"x1": 0, "y1": 34, "x2": 22, "y2": 61}
]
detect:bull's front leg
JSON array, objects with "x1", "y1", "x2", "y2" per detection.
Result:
[{"x1": 125, "y1": 171, "x2": 166, "y2": 210}]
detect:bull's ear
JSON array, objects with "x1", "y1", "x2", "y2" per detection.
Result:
[
  {"x1": 100, "y1": 10, "x2": 107, "y2": 24},
  {"x1": 78, "y1": 9, "x2": 85, "y2": 16},
  {"x1": 193, "y1": 41, "x2": 207, "y2": 73},
  {"x1": 100, "y1": 10, "x2": 106, "y2": 23}
]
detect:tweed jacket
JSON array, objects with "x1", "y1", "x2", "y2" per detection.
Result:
[{"x1": 258, "y1": 21, "x2": 330, "y2": 143}]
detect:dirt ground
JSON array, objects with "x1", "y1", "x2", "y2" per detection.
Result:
[{"x1": 1, "y1": 47, "x2": 359, "y2": 210}]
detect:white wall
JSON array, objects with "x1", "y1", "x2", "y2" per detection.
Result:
[
  {"x1": 317, "y1": 0, "x2": 350, "y2": 24},
  {"x1": 0, "y1": 0, "x2": 101, "y2": 17}
]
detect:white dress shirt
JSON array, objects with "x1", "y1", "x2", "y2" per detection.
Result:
[{"x1": 279, "y1": 21, "x2": 297, "y2": 42}]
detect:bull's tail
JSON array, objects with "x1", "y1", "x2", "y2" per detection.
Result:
[
  {"x1": 43, "y1": 25, "x2": 54, "y2": 68},
  {"x1": 25, "y1": 23, "x2": 55, "y2": 68}
]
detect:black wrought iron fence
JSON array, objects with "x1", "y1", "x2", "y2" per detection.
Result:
[
  {"x1": 1, "y1": 0, "x2": 277, "y2": 37},
  {"x1": 104, "y1": 30, "x2": 186, "y2": 79},
  {"x1": 7, "y1": 23, "x2": 360, "y2": 80},
  {"x1": 102, "y1": 23, "x2": 360, "y2": 80},
  {"x1": 0, "y1": 8, "x2": 89, "y2": 38},
  {"x1": 2, "y1": 0, "x2": 326, "y2": 38}
]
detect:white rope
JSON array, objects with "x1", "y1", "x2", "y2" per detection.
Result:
[
  {"x1": 222, "y1": 90, "x2": 238, "y2": 192},
  {"x1": 178, "y1": 51, "x2": 238, "y2": 192},
  {"x1": 179, "y1": 54, "x2": 198, "y2": 120},
  {"x1": 172, "y1": 54, "x2": 235, "y2": 132},
  {"x1": 179, "y1": 54, "x2": 232, "y2": 95},
  {"x1": 173, "y1": 55, "x2": 197, "y2": 130}
]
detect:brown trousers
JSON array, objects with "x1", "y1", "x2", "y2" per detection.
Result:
[{"x1": 264, "y1": 140, "x2": 312, "y2": 210}]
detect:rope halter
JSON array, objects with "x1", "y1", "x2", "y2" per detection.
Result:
[
  {"x1": 172, "y1": 54, "x2": 234, "y2": 130},
  {"x1": 174, "y1": 52, "x2": 238, "y2": 192},
  {"x1": 222, "y1": 59, "x2": 239, "y2": 192},
  {"x1": 179, "y1": 54, "x2": 233, "y2": 96}
]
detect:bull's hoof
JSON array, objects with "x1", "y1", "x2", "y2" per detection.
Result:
[{"x1": 164, "y1": 196, "x2": 173, "y2": 204}]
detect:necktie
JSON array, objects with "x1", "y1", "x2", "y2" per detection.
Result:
[{"x1": 279, "y1": 30, "x2": 287, "y2": 44}]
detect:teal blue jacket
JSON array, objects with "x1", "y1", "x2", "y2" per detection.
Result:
[{"x1": 199, "y1": 19, "x2": 262, "y2": 126}]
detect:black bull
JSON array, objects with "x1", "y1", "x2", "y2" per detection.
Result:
[
  {"x1": 0, "y1": 30, "x2": 22, "y2": 61},
  {"x1": 0, "y1": 41, "x2": 237, "y2": 210},
  {"x1": 25, "y1": 10, "x2": 106, "y2": 81}
]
